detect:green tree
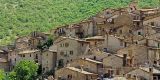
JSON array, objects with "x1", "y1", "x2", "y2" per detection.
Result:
[
  {"x1": 12, "y1": 60, "x2": 38, "y2": 80},
  {"x1": 0, "y1": 69, "x2": 5, "y2": 80}
]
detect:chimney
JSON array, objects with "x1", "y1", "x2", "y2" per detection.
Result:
[{"x1": 123, "y1": 54, "x2": 127, "y2": 67}]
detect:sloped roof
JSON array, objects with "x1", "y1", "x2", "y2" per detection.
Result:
[
  {"x1": 66, "y1": 67, "x2": 98, "y2": 75},
  {"x1": 19, "y1": 49, "x2": 39, "y2": 54},
  {"x1": 81, "y1": 58, "x2": 102, "y2": 64},
  {"x1": 126, "y1": 67, "x2": 160, "y2": 74},
  {"x1": 85, "y1": 36, "x2": 104, "y2": 40},
  {"x1": 140, "y1": 67, "x2": 160, "y2": 74},
  {"x1": 146, "y1": 33, "x2": 160, "y2": 42},
  {"x1": 0, "y1": 58, "x2": 7, "y2": 63}
]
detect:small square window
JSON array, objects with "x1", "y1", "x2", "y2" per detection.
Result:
[
  {"x1": 65, "y1": 43, "x2": 69, "y2": 47},
  {"x1": 23, "y1": 55, "x2": 25, "y2": 57},
  {"x1": 81, "y1": 43, "x2": 84, "y2": 46},
  {"x1": 70, "y1": 51, "x2": 73, "y2": 55},
  {"x1": 119, "y1": 30, "x2": 122, "y2": 34},
  {"x1": 138, "y1": 32, "x2": 141, "y2": 35},
  {"x1": 60, "y1": 44, "x2": 63, "y2": 47}
]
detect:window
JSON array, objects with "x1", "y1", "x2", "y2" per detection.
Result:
[
  {"x1": 95, "y1": 42, "x2": 97, "y2": 45},
  {"x1": 158, "y1": 43, "x2": 160, "y2": 48},
  {"x1": 60, "y1": 44, "x2": 63, "y2": 47},
  {"x1": 23, "y1": 54, "x2": 25, "y2": 57},
  {"x1": 65, "y1": 43, "x2": 69, "y2": 47},
  {"x1": 81, "y1": 43, "x2": 84, "y2": 46},
  {"x1": 119, "y1": 30, "x2": 122, "y2": 34},
  {"x1": 129, "y1": 30, "x2": 132, "y2": 33},
  {"x1": 46, "y1": 53, "x2": 48, "y2": 56},
  {"x1": 68, "y1": 75, "x2": 72, "y2": 79},
  {"x1": 153, "y1": 76, "x2": 158, "y2": 80},
  {"x1": 138, "y1": 32, "x2": 141, "y2": 35},
  {"x1": 151, "y1": 22, "x2": 155, "y2": 26},
  {"x1": 135, "y1": 41, "x2": 138, "y2": 44},
  {"x1": 120, "y1": 40, "x2": 123, "y2": 46},
  {"x1": 30, "y1": 54, "x2": 31, "y2": 57},
  {"x1": 36, "y1": 54, "x2": 38, "y2": 59},
  {"x1": 67, "y1": 60, "x2": 69, "y2": 63},
  {"x1": 58, "y1": 59, "x2": 64, "y2": 68},
  {"x1": 15, "y1": 58, "x2": 16, "y2": 62},
  {"x1": 137, "y1": 22, "x2": 140, "y2": 26},
  {"x1": 43, "y1": 68, "x2": 45, "y2": 72},
  {"x1": 60, "y1": 51, "x2": 64, "y2": 56},
  {"x1": 70, "y1": 51, "x2": 73, "y2": 55}
]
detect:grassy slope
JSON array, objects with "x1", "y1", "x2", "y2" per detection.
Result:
[
  {"x1": 0, "y1": 0, "x2": 132, "y2": 45},
  {"x1": 138, "y1": 0, "x2": 160, "y2": 8}
]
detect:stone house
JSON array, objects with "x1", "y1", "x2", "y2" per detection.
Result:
[
  {"x1": 0, "y1": 58, "x2": 8, "y2": 71},
  {"x1": 49, "y1": 36, "x2": 90, "y2": 68},
  {"x1": 96, "y1": 13, "x2": 134, "y2": 36},
  {"x1": 103, "y1": 54, "x2": 132, "y2": 68},
  {"x1": 15, "y1": 36, "x2": 31, "y2": 50},
  {"x1": 85, "y1": 36, "x2": 105, "y2": 50},
  {"x1": 144, "y1": 16, "x2": 160, "y2": 28},
  {"x1": 102, "y1": 54, "x2": 133, "y2": 77},
  {"x1": 55, "y1": 67, "x2": 98, "y2": 80},
  {"x1": 8, "y1": 49, "x2": 56, "y2": 73},
  {"x1": 146, "y1": 33, "x2": 160, "y2": 65},
  {"x1": 139, "y1": 8, "x2": 160, "y2": 21},
  {"x1": 51, "y1": 20, "x2": 96, "y2": 38},
  {"x1": 17, "y1": 49, "x2": 41, "y2": 64},
  {"x1": 41, "y1": 50, "x2": 57, "y2": 73},
  {"x1": 0, "y1": 50, "x2": 9, "y2": 71},
  {"x1": 104, "y1": 35, "x2": 129, "y2": 52},
  {"x1": 117, "y1": 44, "x2": 149, "y2": 66},
  {"x1": 125, "y1": 67, "x2": 160, "y2": 80},
  {"x1": 15, "y1": 32, "x2": 48, "y2": 50},
  {"x1": 146, "y1": 33, "x2": 160, "y2": 48},
  {"x1": 67, "y1": 58, "x2": 103, "y2": 74},
  {"x1": 8, "y1": 49, "x2": 18, "y2": 70},
  {"x1": 148, "y1": 47, "x2": 160, "y2": 66}
]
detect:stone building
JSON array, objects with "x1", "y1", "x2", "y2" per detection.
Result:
[
  {"x1": 41, "y1": 50, "x2": 57, "y2": 73},
  {"x1": 8, "y1": 49, "x2": 56, "y2": 73},
  {"x1": 51, "y1": 20, "x2": 97, "y2": 38},
  {"x1": 117, "y1": 44, "x2": 149, "y2": 66},
  {"x1": 103, "y1": 54, "x2": 132, "y2": 68},
  {"x1": 125, "y1": 67, "x2": 160, "y2": 80},
  {"x1": 0, "y1": 50, "x2": 9, "y2": 71},
  {"x1": 68, "y1": 58, "x2": 103, "y2": 74},
  {"x1": 49, "y1": 36, "x2": 90, "y2": 68},
  {"x1": 55, "y1": 67, "x2": 98, "y2": 80}
]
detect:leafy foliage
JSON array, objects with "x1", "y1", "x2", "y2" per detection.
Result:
[
  {"x1": 138, "y1": 0, "x2": 160, "y2": 8},
  {"x1": 37, "y1": 36, "x2": 53, "y2": 51},
  {"x1": 0, "y1": 0, "x2": 132, "y2": 45},
  {"x1": 0, "y1": 69, "x2": 5, "y2": 80},
  {"x1": 11, "y1": 60, "x2": 38, "y2": 80}
]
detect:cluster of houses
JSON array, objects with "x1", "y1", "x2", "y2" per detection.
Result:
[{"x1": 0, "y1": 2, "x2": 160, "y2": 80}]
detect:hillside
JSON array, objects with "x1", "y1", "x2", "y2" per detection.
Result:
[
  {"x1": 0, "y1": 0, "x2": 132, "y2": 45},
  {"x1": 0, "y1": 0, "x2": 159, "y2": 45},
  {"x1": 138, "y1": 0, "x2": 160, "y2": 8}
]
